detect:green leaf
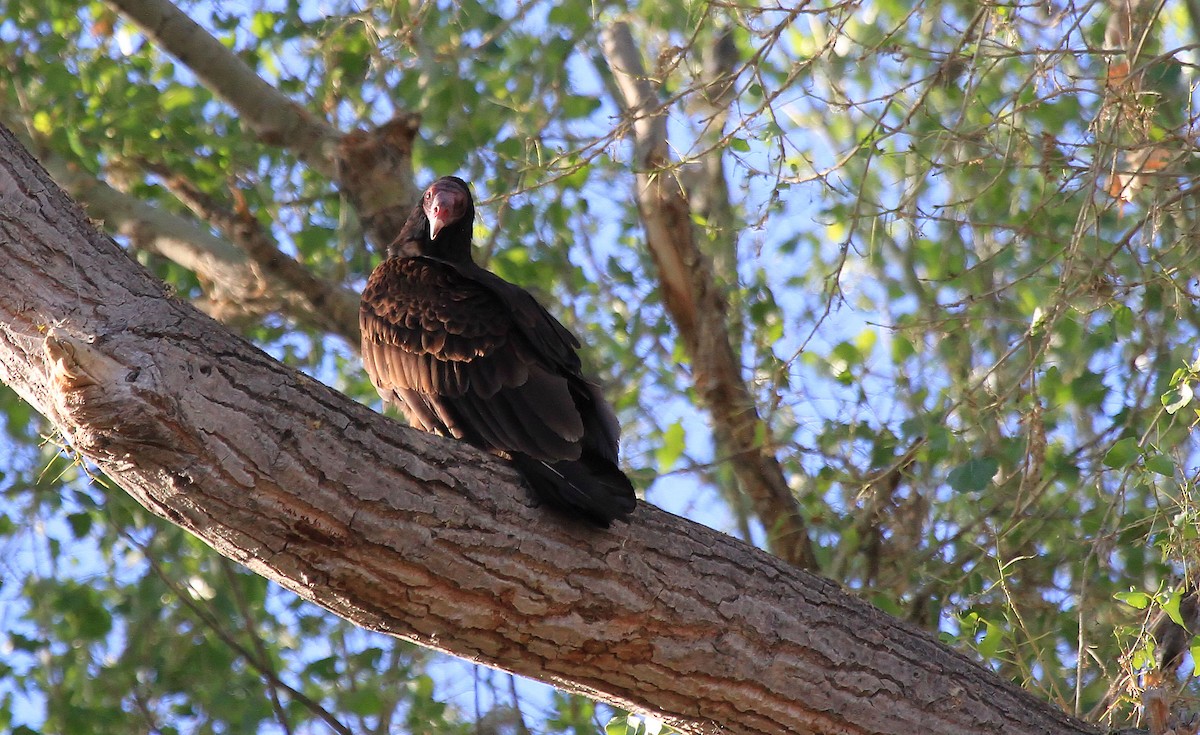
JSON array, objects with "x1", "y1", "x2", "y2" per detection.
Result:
[
  {"x1": 1164, "y1": 589, "x2": 1186, "y2": 626},
  {"x1": 562, "y1": 94, "x2": 601, "y2": 119},
  {"x1": 56, "y1": 586, "x2": 113, "y2": 639},
  {"x1": 8, "y1": 633, "x2": 42, "y2": 653},
  {"x1": 344, "y1": 688, "x2": 382, "y2": 716},
  {"x1": 65, "y1": 511, "x2": 92, "y2": 538},
  {"x1": 1115, "y1": 590, "x2": 1151, "y2": 609},
  {"x1": 947, "y1": 457, "x2": 998, "y2": 493},
  {"x1": 977, "y1": 618, "x2": 1003, "y2": 660},
  {"x1": 655, "y1": 421, "x2": 686, "y2": 473},
  {"x1": 1103, "y1": 438, "x2": 1141, "y2": 468},
  {"x1": 1069, "y1": 370, "x2": 1107, "y2": 406},
  {"x1": 1162, "y1": 382, "x2": 1193, "y2": 414},
  {"x1": 1029, "y1": 306, "x2": 1046, "y2": 335},
  {"x1": 829, "y1": 340, "x2": 863, "y2": 382},
  {"x1": 159, "y1": 87, "x2": 195, "y2": 111},
  {"x1": 1112, "y1": 305, "x2": 1134, "y2": 338},
  {"x1": 891, "y1": 334, "x2": 915, "y2": 361},
  {"x1": 1131, "y1": 640, "x2": 1156, "y2": 669},
  {"x1": 305, "y1": 656, "x2": 338, "y2": 681},
  {"x1": 409, "y1": 674, "x2": 435, "y2": 700},
  {"x1": 250, "y1": 11, "x2": 276, "y2": 37},
  {"x1": 607, "y1": 715, "x2": 633, "y2": 735},
  {"x1": 854, "y1": 329, "x2": 877, "y2": 356},
  {"x1": 32, "y1": 110, "x2": 52, "y2": 135},
  {"x1": 1144, "y1": 453, "x2": 1175, "y2": 477}
]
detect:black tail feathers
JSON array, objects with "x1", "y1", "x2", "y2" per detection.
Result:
[{"x1": 510, "y1": 452, "x2": 636, "y2": 527}]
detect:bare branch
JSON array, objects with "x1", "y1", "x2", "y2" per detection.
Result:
[
  {"x1": 0, "y1": 120, "x2": 1099, "y2": 735},
  {"x1": 599, "y1": 22, "x2": 817, "y2": 571},
  {"x1": 27, "y1": 139, "x2": 359, "y2": 341},
  {"x1": 139, "y1": 544, "x2": 351, "y2": 735},
  {"x1": 157, "y1": 170, "x2": 360, "y2": 343}
]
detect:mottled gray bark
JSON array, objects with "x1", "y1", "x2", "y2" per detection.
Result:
[{"x1": 0, "y1": 124, "x2": 1097, "y2": 735}]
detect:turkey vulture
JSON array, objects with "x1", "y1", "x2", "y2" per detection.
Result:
[{"x1": 360, "y1": 176, "x2": 637, "y2": 526}]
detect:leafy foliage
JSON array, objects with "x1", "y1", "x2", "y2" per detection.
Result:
[{"x1": 1, "y1": 0, "x2": 1200, "y2": 731}]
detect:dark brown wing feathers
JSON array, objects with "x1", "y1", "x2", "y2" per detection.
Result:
[
  {"x1": 361, "y1": 257, "x2": 595, "y2": 458},
  {"x1": 360, "y1": 178, "x2": 635, "y2": 525}
]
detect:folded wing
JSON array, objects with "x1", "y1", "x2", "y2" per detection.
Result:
[{"x1": 361, "y1": 256, "x2": 601, "y2": 465}]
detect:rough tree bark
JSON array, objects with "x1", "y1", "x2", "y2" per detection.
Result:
[
  {"x1": 0, "y1": 125, "x2": 1100, "y2": 735},
  {"x1": 600, "y1": 23, "x2": 818, "y2": 572}
]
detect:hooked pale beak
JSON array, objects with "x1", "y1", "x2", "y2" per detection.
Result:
[
  {"x1": 428, "y1": 208, "x2": 449, "y2": 240},
  {"x1": 425, "y1": 186, "x2": 467, "y2": 240}
]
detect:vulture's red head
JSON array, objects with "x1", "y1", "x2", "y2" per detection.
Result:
[
  {"x1": 423, "y1": 177, "x2": 473, "y2": 241},
  {"x1": 386, "y1": 176, "x2": 476, "y2": 261}
]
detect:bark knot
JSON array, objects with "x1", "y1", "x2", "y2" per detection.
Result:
[{"x1": 44, "y1": 329, "x2": 172, "y2": 457}]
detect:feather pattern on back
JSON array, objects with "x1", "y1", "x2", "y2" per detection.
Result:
[{"x1": 360, "y1": 177, "x2": 636, "y2": 525}]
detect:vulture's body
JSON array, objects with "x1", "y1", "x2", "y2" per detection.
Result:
[{"x1": 360, "y1": 177, "x2": 636, "y2": 526}]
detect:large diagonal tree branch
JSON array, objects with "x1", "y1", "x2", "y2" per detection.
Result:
[
  {"x1": 0, "y1": 123, "x2": 1099, "y2": 735},
  {"x1": 599, "y1": 23, "x2": 817, "y2": 571}
]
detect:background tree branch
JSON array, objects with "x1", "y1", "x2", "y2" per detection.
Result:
[
  {"x1": 152, "y1": 165, "x2": 361, "y2": 342},
  {"x1": 106, "y1": 0, "x2": 421, "y2": 252},
  {"x1": 600, "y1": 21, "x2": 817, "y2": 571},
  {"x1": 2, "y1": 124, "x2": 362, "y2": 340},
  {"x1": 103, "y1": 0, "x2": 339, "y2": 174},
  {"x1": 0, "y1": 121, "x2": 1100, "y2": 735}
]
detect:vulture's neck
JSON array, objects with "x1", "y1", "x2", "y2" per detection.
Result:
[
  {"x1": 385, "y1": 214, "x2": 475, "y2": 264},
  {"x1": 428, "y1": 219, "x2": 474, "y2": 263}
]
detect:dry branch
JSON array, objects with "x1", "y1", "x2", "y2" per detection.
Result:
[
  {"x1": 599, "y1": 22, "x2": 817, "y2": 571},
  {"x1": 158, "y1": 170, "x2": 360, "y2": 342},
  {"x1": 0, "y1": 113, "x2": 1101, "y2": 735}
]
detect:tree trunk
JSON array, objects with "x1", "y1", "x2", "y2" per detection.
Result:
[{"x1": 0, "y1": 124, "x2": 1097, "y2": 735}]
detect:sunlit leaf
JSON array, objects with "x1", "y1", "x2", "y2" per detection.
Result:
[
  {"x1": 655, "y1": 421, "x2": 686, "y2": 473},
  {"x1": 1162, "y1": 383, "x2": 1193, "y2": 414},
  {"x1": 1114, "y1": 591, "x2": 1151, "y2": 609}
]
